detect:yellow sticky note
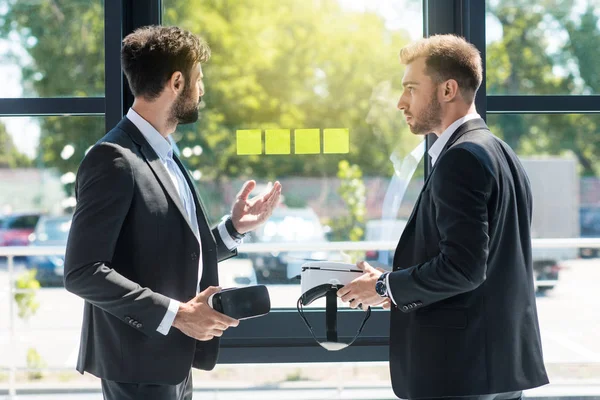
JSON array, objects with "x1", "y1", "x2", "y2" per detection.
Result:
[
  {"x1": 265, "y1": 129, "x2": 291, "y2": 154},
  {"x1": 323, "y1": 128, "x2": 349, "y2": 154},
  {"x1": 294, "y1": 129, "x2": 320, "y2": 154},
  {"x1": 236, "y1": 130, "x2": 262, "y2": 155}
]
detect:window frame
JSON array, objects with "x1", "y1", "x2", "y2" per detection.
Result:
[{"x1": 0, "y1": 0, "x2": 530, "y2": 364}]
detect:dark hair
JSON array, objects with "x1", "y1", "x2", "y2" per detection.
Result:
[
  {"x1": 121, "y1": 25, "x2": 211, "y2": 100},
  {"x1": 399, "y1": 34, "x2": 482, "y2": 103}
]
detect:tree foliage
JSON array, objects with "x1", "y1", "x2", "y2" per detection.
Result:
[
  {"x1": 0, "y1": 122, "x2": 32, "y2": 168},
  {"x1": 164, "y1": 0, "x2": 419, "y2": 181},
  {"x1": 487, "y1": 0, "x2": 600, "y2": 176},
  {"x1": 1, "y1": 0, "x2": 419, "y2": 185},
  {"x1": 4, "y1": 0, "x2": 600, "y2": 191},
  {"x1": 0, "y1": 0, "x2": 105, "y2": 179},
  {"x1": 328, "y1": 160, "x2": 366, "y2": 242}
]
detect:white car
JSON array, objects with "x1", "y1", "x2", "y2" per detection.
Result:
[{"x1": 218, "y1": 257, "x2": 258, "y2": 288}]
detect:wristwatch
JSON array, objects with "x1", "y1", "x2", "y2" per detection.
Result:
[
  {"x1": 224, "y1": 215, "x2": 246, "y2": 240},
  {"x1": 375, "y1": 272, "x2": 390, "y2": 297}
]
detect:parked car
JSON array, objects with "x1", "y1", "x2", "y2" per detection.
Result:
[
  {"x1": 26, "y1": 215, "x2": 72, "y2": 287},
  {"x1": 0, "y1": 213, "x2": 41, "y2": 246},
  {"x1": 0, "y1": 213, "x2": 41, "y2": 262},
  {"x1": 218, "y1": 257, "x2": 258, "y2": 288},
  {"x1": 579, "y1": 205, "x2": 600, "y2": 258},
  {"x1": 246, "y1": 206, "x2": 333, "y2": 284}
]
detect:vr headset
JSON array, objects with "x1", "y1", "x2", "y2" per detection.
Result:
[
  {"x1": 297, "y1": 261, "x2": 371, "y2": 351},
  {"x1": 208, "y1": 285, "x2": 271, "y2": 320}
]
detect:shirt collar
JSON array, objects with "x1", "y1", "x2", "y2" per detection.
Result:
[
  {"x1": 127, "y1": 108, "x2": 173, "y2": 160},
  {"x1": 428, "y1": 113, "x2": 481, "y2": 167}
]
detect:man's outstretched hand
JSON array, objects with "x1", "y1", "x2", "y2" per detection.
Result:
[{"x1": 230, "y1": 180, "x2": 282, "y2": 234}]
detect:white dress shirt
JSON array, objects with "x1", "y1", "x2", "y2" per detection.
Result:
[
  {"x1": 428, "y1": 113, "x2": 481, "y2": 167},
  {"x1": 385, "y1": 113, "x2": 481, "y2": 304},
  {"x1": 126, "y1": 108, "x2": 241, "y2": 335}
]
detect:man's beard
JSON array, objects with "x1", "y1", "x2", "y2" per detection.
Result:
[
  {"x1": 408, "y1": 91, "x2": 442, "y2": 135},
  {"x1": 170, "y1": 86, "x2": 200, "y2": 125}
]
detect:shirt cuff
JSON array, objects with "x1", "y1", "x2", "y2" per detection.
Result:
[
  {"x1": 386, "y1": 272, "x2": 397, "y2": 305},
  {"x1": 156, "y1": 299, "x2": 180, "y2": 335},
  {"x1": 218, "y1": 220, "x2": 242, "y2": 250}
]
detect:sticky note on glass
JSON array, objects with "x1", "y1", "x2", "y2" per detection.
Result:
[
  {"x1": 323, "y1": 128, "x2": 349, "y2": 154},
  {"x1": 265, "y1": 129, "x2": 291, "y2": 154},
  {"x1": 294, "y1": 129, "x2": 320, "y2": 154},
  {"x1": 236, "y1": 130, "x2": 262, "y2": 155}
]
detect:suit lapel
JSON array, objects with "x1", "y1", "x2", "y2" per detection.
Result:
[
  {"x1": 118, "y1": 117, "x2": 197, "y2": 237},
  {"x1": 394, "y1": 118, "x2": 489, "y2": 264}
]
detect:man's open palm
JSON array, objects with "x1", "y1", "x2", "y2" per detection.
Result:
[{"x1": 230, "y1": 180, "x2": 282, "y2": 234}]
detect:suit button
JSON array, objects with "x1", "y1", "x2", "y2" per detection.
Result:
[
  {"x1": 402, "y1": 305, "x2": 409, "y2": 312},
  {"x1": 411, "y1": 302, "x2": 417, "y2": 307},
  {"x1": 136, "y1": 323, "x2": 143, "y2": 329},
  {"x1": 416, "y1": 301, "x2": 422, "y2": 306},
  {"x1": 191, "y1": 252, "x2": 197, "y2": 260},
  {"x1": 125, "y1": 316, "x2": 131, "y2": 322}
]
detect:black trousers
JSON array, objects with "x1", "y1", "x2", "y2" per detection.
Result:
[{"x1": 101, "y1": 370, "x2": 193, "y2": 400}]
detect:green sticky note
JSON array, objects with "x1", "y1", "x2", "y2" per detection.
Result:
[
  {"x1": 236, "y1": 130, "x2": 262, "y2": 155},
  {"x1": 265, "y1": 129, "x2": 291, "y2": 154},
  {"x1": 323, "y1": 128, "x2": 349, "y2": 154},
  {"x1": 294, "y1": 129, "x2": 320, "y2": 154}
]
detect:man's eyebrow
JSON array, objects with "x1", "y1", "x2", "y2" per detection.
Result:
[{"x1": 402, "y1": 81, "x2": 419, "y2": 87}]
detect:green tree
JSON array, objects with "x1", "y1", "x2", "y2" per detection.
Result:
[
  {"x1": 165, "y1": 0, "x2": 418, "y2": 182},
  {"x1": 486, "y1": 0, "x2": 600, "y2": 176},
  {"x1": 328, "y1": 160, "x2": 366, "y2": 242},
  {"x1": 0, "y1": 122, "x2": 32, "y2": 168},
  {"x1": 2, "y1": 0, "x2": 418, "y2": 185},
  {"x1": 13, "y1": 269, "x2": 46, "y2": 380},
  {"x1": 0, "y1": 0, "x2": 105, "y2": 191},
  {"x1": 14, "y1": 269, "x2": 40, "y2": 320}
]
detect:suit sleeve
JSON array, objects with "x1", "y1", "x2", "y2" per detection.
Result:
[
  {"x1": 388, "y1": 146, "x2": 491, "y2": 311},
  {"x1": 64, "y1": 142, "x2": 171, "y2": 337},
  {"x1": 212, "y1": 223, "x2": 238, "y2": 262}
]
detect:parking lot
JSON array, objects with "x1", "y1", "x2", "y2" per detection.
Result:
[{"x1": 1, "y1": 257, "x2": 599, "y2": 379}]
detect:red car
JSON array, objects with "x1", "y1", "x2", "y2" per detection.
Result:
[{"x1": 0, "y1": 213, "x2": 41, "y2": 247}]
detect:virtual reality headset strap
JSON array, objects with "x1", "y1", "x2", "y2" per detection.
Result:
[{"x1": 297, "y1": 289, "x2": 371, "y2": 351}]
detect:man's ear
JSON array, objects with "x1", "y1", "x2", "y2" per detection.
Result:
[
  {"x1": 442, "y1": 79, "x2": 459, "y2": 102},
  {"x1": 169, "y1": 71, "x2": 184, "y2": 95}
]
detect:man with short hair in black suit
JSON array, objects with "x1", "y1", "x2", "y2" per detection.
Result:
[
  {"x1": 64, "y1": 25, "x2": 282, "y2": 400},
  {"x1": 338, "y1": 34, "x2": 549, "y2": 400}
]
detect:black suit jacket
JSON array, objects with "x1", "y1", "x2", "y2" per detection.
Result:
[
  {"x1": 64, "y1": 117, "x2": 236, "y2": 384},
  {"x1": 387, "y1": 119, "x2": 549, "y2": 399}
]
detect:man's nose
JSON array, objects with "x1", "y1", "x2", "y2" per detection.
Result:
[{"x1": 397, "y1": 97, "x2": 407, "y2": 111}]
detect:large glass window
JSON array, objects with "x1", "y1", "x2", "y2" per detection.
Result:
[
  {"x1": 486, "y1": 0, "x2": 600, "y2": 95},
  {"x1": 0, "y1": 0, "x2": 425, "y2": 392},
  {"x1": 486, "y1": 113, "x2": 600, "y2": 388},
  {"x1": 0, "y1": 116, "x2": 105, "y2": 212},
  {"x1": 7, "y1": 1, "x2": 597, "y2": 397},
  {"x1": 163, "y1": 0, "x2": 424, "y2": 310},
  {"x1": 0, "y1": 0, "x2": 105, "y2": 98},
  {"x1": 0, "y1": 116, "x2": 104, "y2": 381}
]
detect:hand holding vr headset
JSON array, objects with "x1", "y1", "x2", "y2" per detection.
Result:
[
  {"x1": 172, "y1": 286, "x2": 239, "y2": 341},
  {"x1": 297, "y1": 261, "x2": 390, "y2": 351},
  {"x1": 173, "y1": 285, "x2": 271, "y2": 342},
  {"x1": 337, "y1": 261, "x2": 392, "y2": 311}
]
